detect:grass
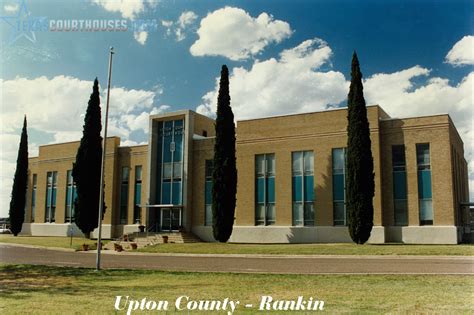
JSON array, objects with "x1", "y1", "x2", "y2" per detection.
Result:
[
  {"x1": 0, "y1": 235, "x2": 107, "y2": 250},
  {"x1": 138, "y1": 242, "x2": 474, "y2": 256},
  {"x1": 1, "y1": 235, "x2": 473, "y2": 255},
  {"x1": 1, "y1": 264, "x2": 472, "y2": 314}
]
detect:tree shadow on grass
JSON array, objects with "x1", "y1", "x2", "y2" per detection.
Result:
[
  {"x1": 0, "y1": 264, "x2": 217, "y2": 301},
  {"x1": 0, "y1": 265, "x2": 155, "y2": 300}
]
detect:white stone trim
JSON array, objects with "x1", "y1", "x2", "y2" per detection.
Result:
[
  {"x1": 193, "y1": 225, "x2": 386, "y2": 243},
  {"x1": 385, "y1": 226, "x2": 459, "y2": 244}
]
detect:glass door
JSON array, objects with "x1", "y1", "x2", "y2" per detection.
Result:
[{"x1": 160, "y1": 208, "x2": 181, "y2": 231}]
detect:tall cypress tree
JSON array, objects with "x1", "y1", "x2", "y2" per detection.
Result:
[
  {"x1": 346, "y1": 52, "x2": 374, "y2": 244},
  {"x1": 9, "y1": 116, "x2": 28, "y2": 236},
  {"x1": 212, "y1": 65, "x2": 237, "y2": 242},
  {"x1": 72, "y1": 78, "x2": 103, "y2": 239}
]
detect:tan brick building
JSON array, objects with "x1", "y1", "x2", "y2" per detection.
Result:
[{"x1": 22, "y1": 106, "x2": 470, "y2": 244}]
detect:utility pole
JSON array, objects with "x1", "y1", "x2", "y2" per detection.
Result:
[{"x1": 96, "y1": 47, "x2": 114, "y2": 271}]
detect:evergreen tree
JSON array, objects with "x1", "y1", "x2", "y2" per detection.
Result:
[
  {"x1": 346, "y1": 52, "x2": 374, "y2": 244},
  {"x1": 212, "y1": 65, "x2": 237, "y2": 242},
  {"x1": 9, "y1": 116, "x2": 28, "y2": 236},
  {"x1": 72, "y1": 78, "x2": 104, "y2": 238}
]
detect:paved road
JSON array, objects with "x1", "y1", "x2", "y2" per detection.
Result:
[{"x1": 0, "y1": 244, "x2": 473, "y2": 274}]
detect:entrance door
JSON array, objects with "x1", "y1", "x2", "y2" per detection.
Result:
[{"x1": 160, "y1": 208, "x2": 181, "y2": 231}]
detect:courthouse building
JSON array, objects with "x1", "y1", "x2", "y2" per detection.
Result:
[{"x1": 22, "y1": 105, "x2": 470, "y2": 244}]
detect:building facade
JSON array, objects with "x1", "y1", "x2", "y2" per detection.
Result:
[{"x1": 22, "y1": 106, "x2": 470, "y2": 244}]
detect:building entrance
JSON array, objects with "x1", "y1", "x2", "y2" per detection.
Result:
[{"x1": 160, "y1": 208, "x2": 181, "y2": 231}]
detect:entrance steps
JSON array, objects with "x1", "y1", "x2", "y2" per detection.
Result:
[{"x1": 105, "y1": 231, "x2": 202, "y2": 251}]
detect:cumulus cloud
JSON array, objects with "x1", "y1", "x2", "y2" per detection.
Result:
[
  {"x1": 190, "y1": 7, "x2": 292, "y2": 60},
  {"x1": 4, "y1": 3, "x2": 19, "y2": 13},
  {"x1": 92, "y1": 0, "x2": 157, "y2": 44},
  {"x1": 161, "y1": 10, "x2": 198, "y2": 41},
  {"x1": 197, "y1": 37, "x2": 473, "y2": 199},
  {"x1": 197, "y1": 38, "x2": 347, "y2": 119},
  {"x1": 92, "y1": 0, "x2": 158, "y2": 20},
  {"x1": 365, "y1": 68, "x2": 473, "y2": 200},
  {"x1": 0, "y1": 75, "x2": 167, "y2": 216},
  {"x1": 178, "y1": 11, "x2": 198, "y2": 29},
  {"x1": 445, "y1": 36, "x2": 474, "y2": 66},
  {"x1": 134, "y1": 31, "x2": 148, "y2": 45}
]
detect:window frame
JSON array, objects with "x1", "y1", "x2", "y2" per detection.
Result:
[
  {"x1": 292, "y1": 150, "x2": 315, "y2": 226},
  {"x1": 255, "y1": 153, "x2": 276, "y2": 226}
]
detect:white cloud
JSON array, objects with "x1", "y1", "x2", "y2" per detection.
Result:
[
  {"x1": 4, "y1": 3, "x2": 19, "y2": 13},
  {"x1": 178, "y1": 11, "x2": 198, "y2": 29},
  {"x1": 445, "y1": 36, "x2": 474, "y2": 66},
  {"x1": 109, "y1": 105, "x2": 169, "y2": 137},
  {"x1": 197, "y1": 37, "x2": 473, "y2": 200},
  {"x1": 197, "y1": 38, "x2": 348, "y2": 120},
  {"x1": 134, "y1": 31, "x2": 148, "y2": 45},
  {"x1": 0, "y1": 75, "x2": 167, "y2": 216},
  {"x1": 92, "y1": 0, "x2": 158, "y2": 20},
  {"x1": 161, "y1": 20, "x2": 173, "y2": 32},
  {"x1": 364, "y1": 68, "x2": 474, "y2": 200},
  {"x1": 190, "y1": 7, "x2": 292, "y2": 60},
  {"x1": 161, "y1": 10, "x2": 198, "y2": 42}
]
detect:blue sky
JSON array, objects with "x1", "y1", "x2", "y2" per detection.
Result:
[{"x1": 0, "y1": 0, "x2": 472, "y2": 215}]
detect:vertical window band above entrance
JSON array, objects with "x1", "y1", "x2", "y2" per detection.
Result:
[{"x1": 156, "y1": 119, "x2": 184, "y2": 206}]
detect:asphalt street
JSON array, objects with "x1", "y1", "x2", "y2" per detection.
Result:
[{"x1": 1, "y1": 244, "x2": 473, "y2": 274}]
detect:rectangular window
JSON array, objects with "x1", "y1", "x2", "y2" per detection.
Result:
[
  {"x1": 65, "y1": 170, "x2": 77, "y2": 223},
  {"x1": 417, "y1": 143, "x2": 433, "y2": 225},
  {"x1": 392, "y1": 145, "x2": 408, "y2": 225},
  {"x1": 45, "y1": 171, "x2": 57, "y2": 223},
  {"x1": 158, "y1": 119, "x2": 184, "y2": 205},
  {"x1": 332, "y1": 148, "x2": 346, "y2": 226},
  {"x1": 120, "y1": 167, "x2": 129, "y2": 224},
  {"x1": 31, "y1": 174, "x2": 37, "y2": 222},
  {"x1": 255, "y1": 154, "x2": 275, "y2": 225},
  {"x1": 204, "y1": 160, "x2": 213, "y2": 226},
  {"x1": 133, "y1": 166, "x2": 142, "y2": 224},
  {"x1": 292, "y1": 151, "x2": 314, "y2": 226}
]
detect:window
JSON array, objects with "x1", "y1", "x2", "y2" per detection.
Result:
[
  {"x1": 417, "y1": 143, "x2": 433, "y2": 225},
  {"x1": 332, "y1": 148, "x2": 346, "y2": 226},
  {"x1": 65, "y1": 170, "x2": 77, "y2": 223},
  {"x1": 158, "y1": 119, "x2": 184, "y2": 205},
  {"x1": 392, "y1": 145, "x2": 408, "y2": 225},
  {"x1": 120, "y1": 167, "x2": 129, "y2": 224},
  {"x1": 133, "y1": 166, "x2": 142, "y2": 224},
  {"x1": 204, "y1": 160, "x2": 213, "y2": 226},
  {"x1": 255, "y1": 154, "x2": 275, "y2": 225},
  {"x1": 292, "y1": 151, "x2": 314, "y2": 226},
  {"x1": 31, "y1": 174, "x2": 37, "y2": 222},
  {"x1": 45, "y1": 171, "x2": 57, "y2": 223}
]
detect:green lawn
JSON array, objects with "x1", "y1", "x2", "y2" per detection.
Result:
[
  {"x1": 1, "y1": 235, "x2": 473, "y2": 255},
  {"x1": 0, "y1": 235, "x2": 107, "y2": 250},
  {"x1": 1, "y1": 264, "x2": 472, "y2": 314},
  {"x1": 139, "y1": 242, "x2": 474, "y2": 256}
]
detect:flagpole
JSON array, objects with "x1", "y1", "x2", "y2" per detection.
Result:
[{"x1": 96, "y1": 46, "x2": 114, "y2": 271}]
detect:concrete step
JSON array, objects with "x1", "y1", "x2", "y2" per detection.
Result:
[{"x1": 109, "y1": 231, "x2": 202, "y2": 250}]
